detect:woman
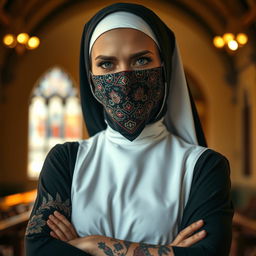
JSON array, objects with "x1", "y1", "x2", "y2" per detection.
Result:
[{"x1": 25, "y1": 3, "x2": 233, "y2": 255}]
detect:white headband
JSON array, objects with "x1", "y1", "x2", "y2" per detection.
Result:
[{"x1": 89, "y1": 11, "x2": 159, "y2": 54}]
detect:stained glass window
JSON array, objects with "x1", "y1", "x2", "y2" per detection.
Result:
[{"x1": 28, "y1": 67, "x2": 82, "y2": 179}]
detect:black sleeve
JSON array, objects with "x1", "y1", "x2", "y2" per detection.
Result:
[
  {"x1": 172, "y1": 149, "x2": 234, "y2": 256},
  {"x1": 25, "y1": 142, "x2": 91, "y2": 256}
]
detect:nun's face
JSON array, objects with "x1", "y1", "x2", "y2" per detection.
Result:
[{"x1": 91, "y1": 28, "x2": 161, "y2": 75}]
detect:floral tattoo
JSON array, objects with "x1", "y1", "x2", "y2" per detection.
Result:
[
  {"x1": 98, "y1": 239, "x2": 131, "y2": 256},
  {"x1": 133, "y1": 243, "x2": 171, "y2": 256},
  {"x1": 97, "y1": 238, "x2": 172, "y2": 256},
  {"x1": 25, "y1": 192, "x2": 70, "y2": 236}
]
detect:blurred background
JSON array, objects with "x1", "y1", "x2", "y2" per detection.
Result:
[{"x1": 0, "y1": 0, "x2": 256, "y2": 255}]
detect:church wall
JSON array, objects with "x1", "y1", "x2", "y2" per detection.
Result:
[{"x1": 235, "y1": 63, "x2": 256, "y2": 188}]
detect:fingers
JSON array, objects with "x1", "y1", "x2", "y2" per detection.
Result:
[
  {"x1": 171, "y1": 219, "x2": 206, "y2": 246},
  {"x1": 50, "y1": 231, "x2": 59, "y2": 240},
  {"x1": 47, "y1": 218, "x2": 69, "y2": 241},
  {"x1": 47, "y1": 211, "x2": 78, "y2": 241},
  {"x1": 53, "y1": 211, "x2": 78, "y2": 238},
  {"x1": 177, "y1": 230, "x2": 206, "y2": 247}
]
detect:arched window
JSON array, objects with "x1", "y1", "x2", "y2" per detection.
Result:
[{"x1": 28, "y1": 67, "x2": 83, "y2": 179}]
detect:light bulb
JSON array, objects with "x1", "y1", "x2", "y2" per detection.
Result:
[
  {"x1": 223, "y1": 33, "x2": 235, "y2": 43},
  {"x1": 17, "y1": 33, "x2": 29, "y2": 44},
  {"x1": 27, "y1": 36, "x2": 40, "y2": 49},
  {"x1": 236, "y1": 33, "x2": 248, "y2": 45},
  {"x1": 228, "y1": 40, "x2": 238, "y2": 51},
  {"x1": 213, "y1": 36, "x2": 225, "y2": 48},
  {"x1": 3, "y1": 34, "x2": 16, "y2": 48}
]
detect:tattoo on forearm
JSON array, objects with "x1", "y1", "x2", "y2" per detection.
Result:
[
  {"x1": 134, "y1": 243, "x2": 171, "y2": 256},
  {"x1": 98, "y1": 239, "x2": 131, "y2": 256},
  {"x1": 98, "y1": 242, "x2": 115, "y2": 256},
  {"x1": 97, "y1": 239, "x2": 171, "y2": 256}
]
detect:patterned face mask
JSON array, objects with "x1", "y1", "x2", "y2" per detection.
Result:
[{"x1": 90, "y1": 66, "x2": 165, "y2": 141}]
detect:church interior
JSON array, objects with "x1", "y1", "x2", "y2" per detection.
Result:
[{"x1": 0, "y1": 0, "x2": 256, "y2": 255}]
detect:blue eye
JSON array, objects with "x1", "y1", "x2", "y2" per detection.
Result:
[
  {"x1": 135, "y1": 57, "x2": 152, "y2": 66},
  {"x1": 97, "y1": 61, "x2": 113, "y2": 70}
]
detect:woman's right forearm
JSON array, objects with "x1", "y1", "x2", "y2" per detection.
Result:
[{"x1": 69, "y1": 235, "x2": 175, "y2": 256}]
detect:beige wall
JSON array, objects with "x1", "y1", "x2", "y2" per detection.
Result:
[
  {"x1": 0, "y1": 0, "x2": 246, "y2": 191},
  {"x1": 235, "y1": 58, "x2": 256, "y2": 189}
]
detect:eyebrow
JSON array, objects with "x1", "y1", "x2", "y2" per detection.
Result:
[{"x1": 94, "y1": 50, "x2": 153, "y2": 61}]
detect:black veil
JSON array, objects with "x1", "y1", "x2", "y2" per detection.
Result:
[{"x1": 79, "y1": 2, "x2": 207, "y2": 147}]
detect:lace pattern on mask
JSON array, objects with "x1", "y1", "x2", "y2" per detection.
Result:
[{"x1": 91, "y1": 67, "x2": 164, "y2": 134}]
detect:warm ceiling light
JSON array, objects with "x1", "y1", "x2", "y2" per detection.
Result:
[
  {"x1": 227, "y1": 40, "x2": 238, "y2": 51},
  {"x1": 3, "y1": 34, "x2": 16, "y2": 48},
  {"x1": 223, "y1": 33, "x2": 235, "y2": 43},
  {"x1": 17, "y1": 33, "x2": 29, "y2": 44},
  {"x1": 236, "y1": 33, "x2": 248, "y2": 45},
  {"x1": 27, "y1": 36, "x2": 40, "y2": 49},
  {"x1": 213, "y1": 36, "x2": 225, "y2": 48}
]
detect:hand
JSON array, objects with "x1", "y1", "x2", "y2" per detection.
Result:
[
  {"x1": 47, "y1": 211, "x2": 100, "y2": 252},
  {"x1": 169, "y1": 219, "x2": 207, "y2": 247},
  {"x1": 47, "y1": 211, "x2": 79, "y2": 242}
]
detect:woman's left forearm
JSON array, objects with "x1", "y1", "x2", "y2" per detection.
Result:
[
  {"x1": 69, "y1": 235, "x2": 174, "y2": 256},
  {"x1": 47, "y1": 211, "x2": 206, "y2": 255}
]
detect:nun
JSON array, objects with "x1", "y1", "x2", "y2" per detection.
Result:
[{"x1": 25, "y1": 3, "x2": 234, "y2": 256}]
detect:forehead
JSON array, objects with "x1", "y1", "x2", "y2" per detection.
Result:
[{"x1": 91, "y1": 28, "x2": 158, "y2": 54}]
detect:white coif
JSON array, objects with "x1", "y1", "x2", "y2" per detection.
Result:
[
  {"x1": 71, "y1": 119, "x2": 206, "y2": 244},
  {"x1": 89, "y1": 11, "x2": 159, "y2": 54}
]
